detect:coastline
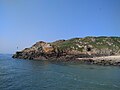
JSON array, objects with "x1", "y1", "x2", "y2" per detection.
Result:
[
  {"x1": 77, "y1": 55, "x2": 120, "y2": 66},
  {"x1": 12, "y1": 37, "x2": 120, "y2": 66}
]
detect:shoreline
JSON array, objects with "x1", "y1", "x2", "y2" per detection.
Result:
[
  {"x1": 77, "y1": 55, "x2": 120, "y2": 66},
  {"x1": 13, "y1": 55, "x2": 120, "y2": 66},
  {"x1": 12, "y1": 37, "x2": 120, "y2": 66}
]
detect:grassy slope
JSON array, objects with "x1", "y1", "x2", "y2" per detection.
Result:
[{"x1": 51, "y1": 36, "x2": 120, "y2": 52}]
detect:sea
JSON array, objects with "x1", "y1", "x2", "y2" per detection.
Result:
[{"x1": 0, "y1": 54, "x2": 120, "y2": 90}]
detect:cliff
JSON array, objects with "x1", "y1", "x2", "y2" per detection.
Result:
[{"x1": 12, "y1": 36, "x2": 120, "y2": 65}]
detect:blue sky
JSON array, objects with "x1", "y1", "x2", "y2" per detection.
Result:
[{"x1": 0, "y1": 0, "x2": 120, "y2": 54}]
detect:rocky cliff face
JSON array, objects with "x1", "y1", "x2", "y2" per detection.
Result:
[{"x1": 12, "y1": 36, "x2": 120, "y2": 61}]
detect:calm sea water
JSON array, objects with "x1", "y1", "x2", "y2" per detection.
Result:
[{"x1": 0, "y1": 54, "x2": 120, "y2": 90}]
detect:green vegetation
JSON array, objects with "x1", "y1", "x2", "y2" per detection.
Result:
[{"x1": 51, "y1": 36, "x2": 120, "y2": 52}]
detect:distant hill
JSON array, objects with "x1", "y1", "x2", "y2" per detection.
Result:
[{"x1": 13, "y1": 36, "x2": 120, "y2": 61}]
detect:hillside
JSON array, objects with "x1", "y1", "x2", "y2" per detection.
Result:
[{"x1": 12, "y1": 36, "x2": 120, "y2": 64}]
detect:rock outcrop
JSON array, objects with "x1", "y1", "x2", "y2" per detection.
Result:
[{"x1": 12, "y1": 36, "x2": 120, "y2": 65}]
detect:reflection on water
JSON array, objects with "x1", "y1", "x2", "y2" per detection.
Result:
[{"x1": 0, "y1": 54, "x2": 120, "y2": 90}]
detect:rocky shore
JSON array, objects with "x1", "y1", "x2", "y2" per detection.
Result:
[
  {"x1": 76, "y1": 56, "x2": 120, "y2": 66},
  {"x1": 12, "y1": 36, "x2": 120, "y2": 66}
]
